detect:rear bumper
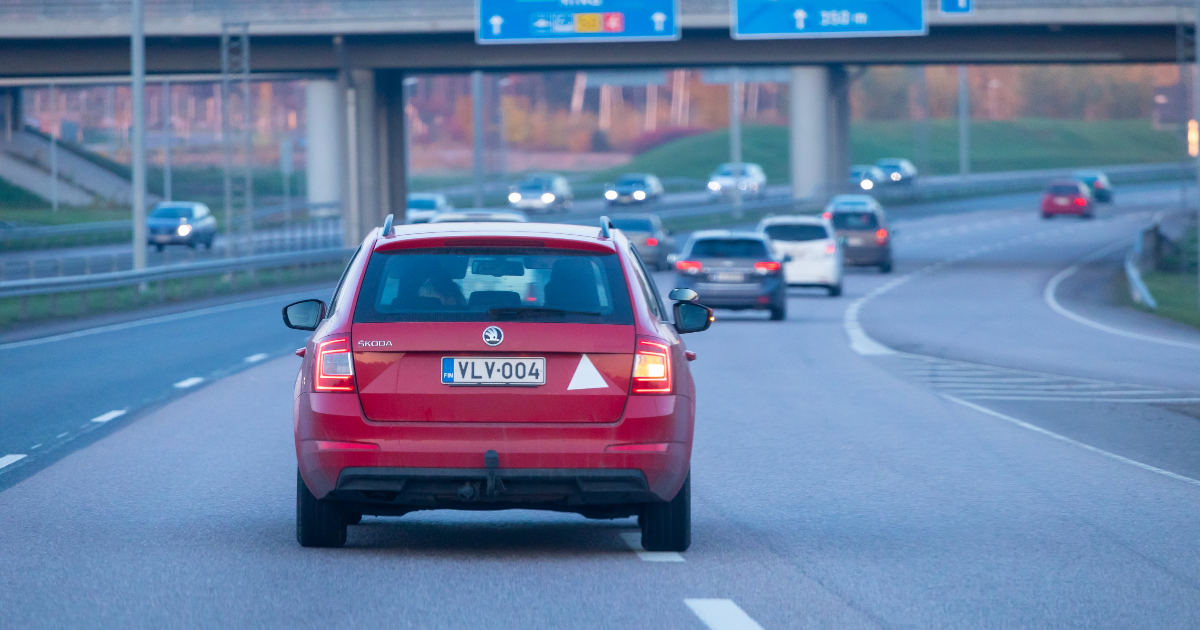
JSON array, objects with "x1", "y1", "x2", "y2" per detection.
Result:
[
  {"x1": 677, "y1": 276, "x2": 782, "y2": 309},
  {"x1": 1042, "y1": 205, "x2": 1089, "y2": 215},
  {"x1": 784, "y1": 259, "x2": 840, "y2": 286},
  {"x1": 296, "y1": 392, "x2": 693, "y2": 506},
  {"x1": 843, "y1": 246, "x2": 889, "y2": 266}
]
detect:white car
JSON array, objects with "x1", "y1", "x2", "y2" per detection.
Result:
[
  {"x1": 758, "y1": 215, "x2": 843, "y2": 296},
  {"x1": 508, "y1": 173, "x2": 573, "y2": 213},
  {"x1": 406, "y1": 193, "x2": 453, "y2": 224},
  {"x1": 707, "y1": 163, "x2": 767, "y2": 200},
  {"x1": 429, "y1": 209, "x2": 529, "y2": 223}
]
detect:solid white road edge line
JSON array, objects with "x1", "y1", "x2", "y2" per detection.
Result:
[
  {"x1": 1043, "y1": 239, "x2": 1200, "y2": 351},
  {"x1": 174, "y1": 377, "x2": 204, "y2": 389},
  {"x1": 619, "y1": 532, "x2": 685, "y2": 562},
  {"x1": 685, "y1": 599, "x2": 766, "y2": 630},
  {"x1": 0, "y1": 454, "x2": 27, "y2": 471},
  {"x1": 89, "y1": 409, "x2": 127, "y2": 424},
  {"x1": 244, "y1": 353, "x2": 269, "y2": 363},
  {"x1": 943, "y1": 395, "x2": 1200, "y2": 488}
]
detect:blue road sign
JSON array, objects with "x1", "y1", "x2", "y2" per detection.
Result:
[
  {"x1": 732, "y1": 0, "x2": 926, "y2": 39},
  {"x1": 477, "y1": 0, "x2": 680, "y2": 44},
  {"x1": 940, "y1": 0, "x2": 972, "y2": 14}
]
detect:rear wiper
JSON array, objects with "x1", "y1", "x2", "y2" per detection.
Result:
[{"x1": 488, "y1": 307, "x2": 602, "y2": 320}]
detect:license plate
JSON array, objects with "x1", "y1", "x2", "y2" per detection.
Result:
[
  {"x1": 713, "y1": 272, "x2": 745, "y2": 283},
  {"x1": 154, "y1": 235, "x2": 171, "y2": 243},
  {"x1": 847, "y1": 237, "x2": 864, "y2": 246},
  {"x1": 1054, "y1": 197, "x2": 1068, "y2": 205},
  {"x1": 442, "y1": 357, "x2": 545, "y2": 386}
]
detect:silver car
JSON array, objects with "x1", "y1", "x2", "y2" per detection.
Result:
[{"x1": 610, "y1": 214, "x2": 676, "y2": 271}]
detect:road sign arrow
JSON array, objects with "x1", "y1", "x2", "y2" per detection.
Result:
[
  {"x1": 489, "y1": 14, "x2": 504, "y2": 35},
  {"x1": 651, "y1": 11, "x2": 667, "y2": 32},
  {"x1": 793, "y1": 9, "x2": 808, "y2": 29}
]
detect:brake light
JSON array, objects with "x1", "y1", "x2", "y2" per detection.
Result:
[
  {"x1": 825, "y1": 243, "x2": 836, "y2": 255},
  {"x1": 314, "y1": 336, "x2": 355, "y2": 392},
  {"x1": 632, "y1": 340, "x2": 672, "y2": 394},
  {"x1": 645, "y1": 237, "x2": 659, "y2": 247},
  {"x1": 1094, "y1": 181, "x2": 1104, "y2": 188},
  {"x1": 316, "y1": 440, "x2": 379, "y2": 451},
  {"x1": 1074, "y1": 198, "x2": 1087, "y2": 207},
  {"x1": 876, "y1": 228, "x2": 889, "y2": 245},
  {"x1": 605, "y1": 442, "x2": 670, "y2": 453},
  {"x1": 822, "y1": 211, "x2": 833, "y2": 220},
  {"x1": 676, "y1": 260, "x2": 702, "y2": 273},
  {"x1": 753, "y1": 261, "x2": 781, "y2": 274}
]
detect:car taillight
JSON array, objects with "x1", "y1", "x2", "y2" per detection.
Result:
[
  {"x1": 676, "y1": 260, "x2": 702, "y2": 274},
  {"x1": 1073, "y1": 198, "x2": 1087, "y2": 207},
  {"x1": 753, "y1": 261, "x2": 781, "y2": 274},
  {"x1": 632, "y1": 340, "x2": 672, "y2": 394},
  {"x1": 825, "y1": 243, "x2": 836, "y2": 255},
  {"x1": 314, "y1": 336, "x2": 355, "y2": 392},
  {"x1": 645, "y1": 237, "x2": 659, "y2": 247},
  {"x1": 822, "y1": 211, "x2": 833, "y2": 220},
  {"x1": 875, "y1": 228, "x2": 889, "y2": 245},
  {"x1": 1094, "y1": 181, "x2": 1104, "y2": 188}
]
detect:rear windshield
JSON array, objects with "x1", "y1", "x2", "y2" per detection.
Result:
[
  {"x1": 831, "y1": 212, "x2": 879, "y2": 230},
  {"x1": 611, "y1": 217, "x2": 654, "y2": 232},
  {"x1": 408, "y1": 198, "x2": 438, "y2": 210},
  {"x1": 151, "y1": 205, "x2": 193, "y2": 219},
  {"x1": 688, "y1": 239, "x2": 768, "y2": 258},
  {"x1": 353, "y1": 248, "x2": 633, "y2": 325},
  {"x1": 764, "y1": 224, "x2": 829, "y2": 242},
  {"x1": 1048, "y1": 184, "x2": 1081, "y2": 195}
]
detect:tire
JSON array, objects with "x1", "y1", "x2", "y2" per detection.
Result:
[
  {"x1": 1041, "y1": 213, "x2": 1051, "y2": 220},
  {"x1": 880, "y1": 260, "x2": 893, "y2": 274},
  {"x1": 769, "y1": 301, "x2": 787, "y2": 321},
  {"x1": 827, "y1": 283, "x2": 842, "y2": 297},
  {"x1": 187, "y1": 239, "x2": 197, "y2": 249},
  {"x1": 154, "y1": 244, "x2": 164, "y2": 253},
  {"x1": 345, "y1": 512, "x2": 363, "y2": 525},
  {"x1": 296, "y1": 470, "x2": 347, "y2": 548},
  {"x1": 204, "y1": 236, "x2": 214, "y2": 250},
  {"x1": 641, "y1": 472, "x2": 690, "y2": 552}
]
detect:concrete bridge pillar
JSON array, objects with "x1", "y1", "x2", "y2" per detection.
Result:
[
  {"x1": 304, "y1": 80, "x2": 340, "y2": 210},
  {"x1": 789, "y1": 65, "x2": 851, "y2": 200}
]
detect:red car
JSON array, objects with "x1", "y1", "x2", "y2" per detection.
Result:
[
  {"x1": 1041, "y1": 180, "x2": 1095, "y2": 219},
  {"x1": 282, "y1": 216, "x2": 713, "y2": 550}
]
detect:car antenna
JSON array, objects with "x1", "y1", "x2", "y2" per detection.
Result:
[
  {"x1": 381, "y1": 213, "x2": 394, "y2": 237},
  {"x1": 599, "y1": 215, "x2": 614, "y2": 239}
]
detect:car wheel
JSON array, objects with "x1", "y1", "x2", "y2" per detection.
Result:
[
  {"x1": 828, "y1": 283, "x2": 842, "y2": 297},
  {"x1": 154, "y1": 244, "x2": 164, "y2": 253},
  {"x1": 187, "y1": 238, "x2": 197, "y2": 249},
  {"x1": 1041, "y1": 213, "x2": 1051, "y2": 220},
  {"x1": 296, "y1": 470, "x2": 347, "y2": 548},
  {"x1": 345, "y1": 512, "x2": 363, "y2": 525},
  {"x1": 1083, "y1": 212, "x2": 1095, "y2": 220},
  {"x1": 640, "y1": 472, "x2": 690, "y2": 552},
  {"x1": 880, "y1": 260, "x2": 893, "y2": 274},
  {"x1": 204, "y1": 236, "x2": 214, "y2": 250},
  {"x1": 769, "y1": 302, "x2": 787, "y2": 321}
]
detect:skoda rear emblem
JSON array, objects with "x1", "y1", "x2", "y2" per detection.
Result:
[{"x1": 482, "y1": 326, "x2": 504, "y2": 347}]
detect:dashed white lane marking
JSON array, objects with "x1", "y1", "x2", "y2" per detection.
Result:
[
  {"x1": 89, "y1": 409, "x2": 127, "y2": 424},
  {"x1": 685, "y1": 599, "x2": 766, "y2": 630},
  {"x1": 55, "y1": 432, "x2": 68, "y2": 439},
  {"x1": 0, "y1": 454, "x2": 27, "y2": 471},
  {"x1": 174, "y1": 376, "x2": 204, "y2": 389},
  {"x1": 244, "y1": 353, "x2": 269, "y2": 363},
  {"x1": 1044, "y1": 240, "x2": 1200, "y2": 351},
  {"x1": 944, "y1": 395, "x2": 1200, "y2": 488},
  {"x1": 619, "y1": 532, "x2": 685, "y2": 562},
  {"x1": 29, "y1": 444, "x2": 42, "y2": 450}
]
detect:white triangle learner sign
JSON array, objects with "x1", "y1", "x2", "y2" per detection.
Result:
[{"x1": 567, "y1": 355, "x2": 609, "y2": 391}]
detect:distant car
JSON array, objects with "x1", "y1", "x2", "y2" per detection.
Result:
[
  {"x1": 875, "y1": 158, "x2": 918, "y2": 186},
  {"x1": 758, "y1": 215, "x2": 843, "y2": 296},
  {"x1": 605, "y1": 174, "x2": 664, "y2": 206},
  {"x1": 849, "y1": 165, "x2": 887, "y2": 191},
  {"x1": 707, "y1": 163, "x2": 767, "y2": 200},
  {"x1": 146, "y1": 201, "x2": 216, "y2": 251},
  {"x1": 1072, "y1": 170, "x2": 1113, "y2": 203},
  {"x1": 429, "y1": 209, "x2": 529, "y2": 223},
  {"x1": 610, "y1": 214, "x2": 675, "y2": 271},
  {"x1": 1041, "y1": 180, "x2": 1095, "y2": 219},
  {"x1": 828, "y1": 202, "x2": 892, "y2": 273},
  {"x1": 508, "y1": 173, "x2": 573, "y2": 213},
  {"x1": 672, "y1": 230, "x2": 788, "y2": 320},
  {"x1": 406, "y1": 193, "x2": 453, "y2": 224}
]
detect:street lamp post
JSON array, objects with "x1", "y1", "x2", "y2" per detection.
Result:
[{"x1": 131, "y1": 0, "x2": 147, "y2": 273}]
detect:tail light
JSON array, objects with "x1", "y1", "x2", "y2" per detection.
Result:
[
  {"x1": 1073, "y1": 198, "x2": 1087, "y2": 207},
  {"x1": 822, "y1": 211, "x2": 833, "y2": 220},
  {"x1": 676, "y1": 260, "x2": 703, "y2": 274},
  {"x1": 875, "y1": 228, "x2": 889, "y2": 245},
  {"x1": 1094, "y1": 181, "x2": 1105, "y2": 188},
  {"x1": 753, "y1": 261, "x2": 781, "y2": 274},
  {"x1": 314, "y1": 336, "x2": 355, "y2": 392},
  {"x1": 632, "y1": 340, "x2": 672, "y2": 394},
  {"x1": 825, "y1": 243, "x2": 837, "y2": 255},
  {"x1": 645, "y1": 237, "x2": 659, "y2": 247}
]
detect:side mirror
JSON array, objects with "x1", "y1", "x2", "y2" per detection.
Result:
[
  {"x1": 669, "y1": 287, "x2": 699, "y2": 302},
  {"x1": 782, "y1": 254, "x2": 793, "y2": 263},
  {"x1": 283, "y1": 299, "x2": 327, "y2": 331},
  {"x1": 666, "y1": 253, "x2": 679, "y2": 267},
  {"x1": 674, "y1": 301, "x2": 713, "y2": 334}
]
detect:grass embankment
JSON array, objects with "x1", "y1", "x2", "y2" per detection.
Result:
[
  {"x1": 1139, "y1": 225, "x2": 1200, "y2": 331},
  {"x1": 0, "y1": 262, "x2": 345, "y2": 330}
]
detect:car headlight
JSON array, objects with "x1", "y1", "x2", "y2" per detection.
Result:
[
  {"x1": 633, "y1": 190, "x2": 646, "y2": 201},
  {"x1": 541, "y1": 192, "x2": 555, "y2": 204},
  {"x1": 860, "y1": 180, "x2": 874, "y2": 190},
  {"x1": 708, "y1": 181, "x2": 721, "y2": 191},
  {"x1": 176, "y1": 224, "x2": 193, "y2": 236},
  {"x1": 605, "y1": 190, "x2": 618, "y2": 200},
  {"x1": 508, "y1": 192, "x2": 521, "y2": 203},
  {"x1": 890, "y1": 172, "x2": 901, "y2": 181}
]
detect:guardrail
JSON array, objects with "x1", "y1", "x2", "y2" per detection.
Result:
[{"x1": 1126, "y1": 223, "x2": 1160, "y2": 310}]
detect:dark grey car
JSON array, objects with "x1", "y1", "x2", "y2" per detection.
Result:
[
  {"x1": 146, "y1": 202, "x2": 217, "y2": 252},
  {"x1": 830, "y1": 207, "x2": 892, "y2": 273},
  {"x1": 672, "y1": 231, "x2": 788, "y2": 321},
  {"x1": 611, "y1": 214, "x2": 675, "y2": 271}
]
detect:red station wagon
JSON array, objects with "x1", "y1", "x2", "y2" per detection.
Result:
[
  {"x1": 1041, "y1": 180, "x2": 1095, "y2": 219},
  {"x1": 282, "y1": 216, "x2": 713, "y2": 551}
]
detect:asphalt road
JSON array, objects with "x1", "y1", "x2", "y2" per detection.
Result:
[{"x1": 2, "y1": 183, "x2": 1199, "y2": 628}]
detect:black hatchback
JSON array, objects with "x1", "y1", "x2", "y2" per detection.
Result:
[{"x1": 672, "y1": 231, "x2": 789, "y2": 321}]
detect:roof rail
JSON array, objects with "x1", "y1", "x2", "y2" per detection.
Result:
[
  {"x1": 381, "y1": 213, "x2": 394, "y2": 237},
  {"x1": 599, "y1": 215, "x2": 614, "y2": 239}
]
